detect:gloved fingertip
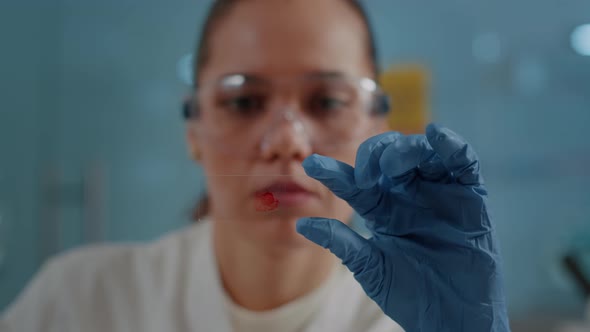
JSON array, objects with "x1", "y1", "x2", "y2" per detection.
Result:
[
  {"x1": 296, "y1": 217, "x2": 333, "y2": 248},
  {"x1": 425, "y1": 123, "x2": 446, "y2": 141},
  {"x1": 302, "y1": 154, "x2": 323, "y2": 174},
  {"x1": 355, "y1": 132, "x2": 401, "y2": 189},
  {"x1": 426, "y1": 124, "x2": 469, "y2": 153},
  {"x1": 295, "y1": 217, "x2": 312, "y2": 234}
]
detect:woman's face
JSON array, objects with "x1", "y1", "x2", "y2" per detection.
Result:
[{"x1": 187, "y1": 0, "x2": 385, "y2": 247}]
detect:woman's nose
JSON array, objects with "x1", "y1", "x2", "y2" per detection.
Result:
[{"x1": 259, "y1": 109, "x2": 312, "y2": 162}]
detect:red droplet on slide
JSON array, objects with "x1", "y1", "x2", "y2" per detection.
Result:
[{"x1": 255, "y1": 191, "x2": 279, "y2": 212}]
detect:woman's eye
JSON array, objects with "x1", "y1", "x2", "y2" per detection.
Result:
[
  {"x1": 309, "y1": 96, "x2": 349, "y2": 114},
  {"x1": 221, "y1": 96, "x2": 265, "y2": 116}
]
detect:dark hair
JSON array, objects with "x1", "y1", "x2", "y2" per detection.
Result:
[{"x1": 191, "y1": 0, "x2": 379, "y2": 221}]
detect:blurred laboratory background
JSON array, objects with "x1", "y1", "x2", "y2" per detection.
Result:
[{"x1": 1, "y1": 0, "x2": 589, "y2": 331}]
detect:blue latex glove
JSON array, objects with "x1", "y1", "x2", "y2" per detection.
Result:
[{"x1": 297, "y1": 124, "x2": 510, "y2": 332}]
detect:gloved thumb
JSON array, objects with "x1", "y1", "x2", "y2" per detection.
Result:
[{"x1": 296, "y1": 218, "x2": 382, "y2": 283}]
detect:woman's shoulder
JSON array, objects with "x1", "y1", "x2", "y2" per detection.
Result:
[
  {"x1": 1, "y1": 222, "x2": 213, "y2": 330},
  {"x1": 44, "y1": 221, "x2": 211, "y2": 287},
  {"x1": 14, "y1": 222, "x2": 211, "y2": 308}
]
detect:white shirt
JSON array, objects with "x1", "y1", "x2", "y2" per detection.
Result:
[
  {"x1": 223, "y1": 258, "x2": 348, "y2": 332},
  {"x1": 0, "y1": 220, "x2": 404, "y2": 332}
]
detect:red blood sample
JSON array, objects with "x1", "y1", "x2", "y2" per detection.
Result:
[{"x1": 255, "y1": 191, "x2": 279, "y2": 212}]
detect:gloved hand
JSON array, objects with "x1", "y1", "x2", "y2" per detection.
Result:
[{"x1": 297, "y1": 124, "x2": 510, "y2": 332}]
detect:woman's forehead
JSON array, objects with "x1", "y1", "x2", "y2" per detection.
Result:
[{"x1": 199, "y1": 0, "x2": 372, "y2": 81}]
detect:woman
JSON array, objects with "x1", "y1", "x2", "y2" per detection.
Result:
[{"x1": 1, "y1": 0, "x2": 509, "y2": 331}]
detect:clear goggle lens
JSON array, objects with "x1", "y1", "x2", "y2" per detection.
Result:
[{"x1": 183, "y1": 74, "x2": 390, "y2": 158}]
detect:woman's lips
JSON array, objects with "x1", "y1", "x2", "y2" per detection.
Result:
[
  {"x1": 272, "y1": 191, "x2": 315, "y2": 206},
  {"x1": 254, "y1": 181, "x2": 317, "y2": 210}
]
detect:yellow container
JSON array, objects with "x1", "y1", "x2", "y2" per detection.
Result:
[{"x1": 379, "y1": 64, "x2": 431, "y2": 134}]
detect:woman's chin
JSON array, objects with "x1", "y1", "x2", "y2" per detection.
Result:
[
  {"x1": 212, "y1": 201, "x2": 349, "y2": 249},
  {"x1": 246, "y1": 215, "x2": 317, "y2": 249}
]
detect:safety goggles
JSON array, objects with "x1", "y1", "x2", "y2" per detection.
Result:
[{"x1": 182, "y1": 73, "x2": 390, "y2": 158}]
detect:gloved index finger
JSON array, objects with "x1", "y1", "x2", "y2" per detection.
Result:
[
  {"x1": 426, "y1": 124, "x2": 483, "y2": 185},
  {"x1": 378, "y1": 134, "x2": 448, "y2": 182},
  {"x1": 302, "y1": 154, "x2": 361, "y2": 201},
  {"x1": 303, "y1": 154, "x2": 386, "y2": 220},
  {"x1": 354, "y1": 132, "x2": 402, "y2": 189}
]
